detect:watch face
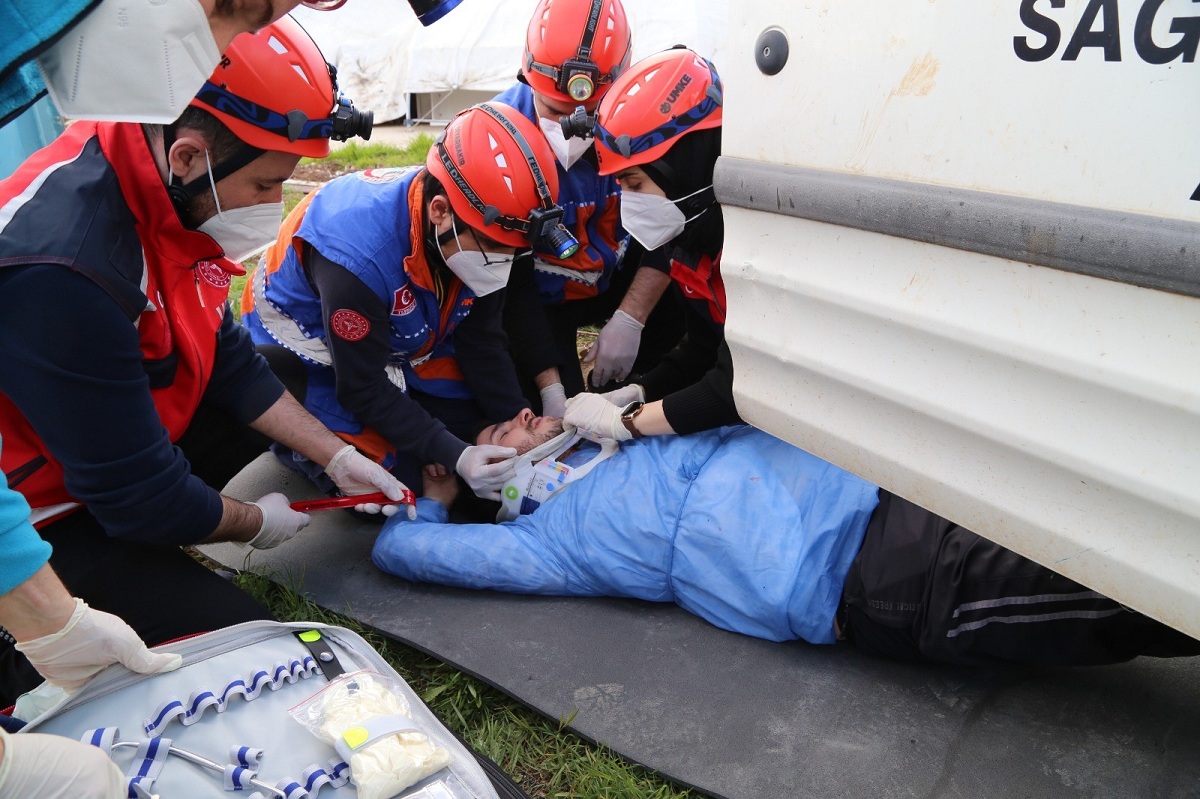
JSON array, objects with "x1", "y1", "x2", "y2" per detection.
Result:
[{"x1": 621, "y1": 401, "x2": 643, "y2": 418}]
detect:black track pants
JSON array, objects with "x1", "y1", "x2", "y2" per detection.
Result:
[{"x1": 841, "y1": 491, "x2": 1200, "y2": 667}]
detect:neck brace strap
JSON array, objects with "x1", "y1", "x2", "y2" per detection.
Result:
[{"x1": 497, "y1": 429, "x2": 619, "y2": 521}]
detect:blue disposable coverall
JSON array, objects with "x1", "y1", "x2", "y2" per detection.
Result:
[{"x1": 373, "y1": 426, "x2": 880, "y2": 644}]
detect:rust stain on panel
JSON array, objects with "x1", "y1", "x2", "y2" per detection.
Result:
[{"x1": 897, "y1": 52, "x2": 939, "y2": 97}]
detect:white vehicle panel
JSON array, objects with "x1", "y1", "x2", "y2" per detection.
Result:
[{"x1": 716, "y1": 1, "x2": 1200, "y2": 636}]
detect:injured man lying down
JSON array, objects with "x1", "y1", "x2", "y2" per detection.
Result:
[{"x1": 371, "y1": 410, "x2": 1199, "y2": 668}]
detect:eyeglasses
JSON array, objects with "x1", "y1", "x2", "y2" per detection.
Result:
[{"x1": 300, "y1": 0, "x2": 349, "y2": 10}]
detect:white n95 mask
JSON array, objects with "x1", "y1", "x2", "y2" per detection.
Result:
[
  {"x1": 539, "y1": 116, "x2": 591, "y2": 171},
  {"x1": 199, "y1": 203, "x2": 286, "y2": 263},
  {"x1": 194, "y1": 152, "x2": 284, "y2": 263},
  {"x1": 443, "y1": 224, "x2": 514, "y2": 296},
  {"x1": 36, "y1": 0, "x2": 222, "y2": 124},
  {"x1": 620, "y1": 185, "x2": 713, "y2": 251}
]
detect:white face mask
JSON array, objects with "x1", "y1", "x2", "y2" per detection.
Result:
[
  {"x1": 619, "y1": 185, "x2": 713, "y2": 251},
  {"x1": 36, "y1": 0, "x2": 221, "y2": 123},
  {"x1": 443, "y1": 223, "x2": 514, "y2": 296},
  {"x1": 539, "y1": 115, "x2": 591, "y2": 171},
  {"x1": 194, "y1": 152, "x2": 283, "y2": 263}
]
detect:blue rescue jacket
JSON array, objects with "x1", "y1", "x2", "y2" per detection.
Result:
[
  {"x1": 243, "y1": 167, "x2": 479, "y2": 432},
  {"x1": 491, "y1": 83, "x2": 628, "y2": 305}
]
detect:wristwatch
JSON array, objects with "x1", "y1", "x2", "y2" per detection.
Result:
[{"x1": 619, "y1": 400, "x2": 645, "y2": 438}]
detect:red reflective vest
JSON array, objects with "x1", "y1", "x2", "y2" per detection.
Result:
[{"x1": 0, "y1": 121, "x2": 241, "y2": 525}]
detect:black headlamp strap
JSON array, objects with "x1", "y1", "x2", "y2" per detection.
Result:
[
  {"x1": 576, "y1": 0, "x2": 603, "y2": 60},
  {"x1": 476, "y1": 103, "x2": 554, "y2": 211},
  {"x1": 434, "y1": 137, "x2": 508, "y2": 227},
  {"x1": 524, "y1": 0, "x2": 608, "y2": 88},
  {"x1": 177, "y1": 144, "x2": 266, "y2": 197},
  {"x1": 165, "y1": 129, "x2": 267, "y2": 212},
  {"x1": 435, "y1": 104, "x2": 557, "y2": 236}
]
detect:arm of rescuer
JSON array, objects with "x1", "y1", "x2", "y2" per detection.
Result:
[
  {"x1": 452, "y1": 282, "x2": 529, "y2": 423},
  {"x1": 0, "y1": 265, "x2": 271, "y2": 545},
  {"x1": 583, "y1": 243, "x2": 675, "y2": 387},
  {"x1": 0, "y1": 470, "x2": 180, "y2": 693},
  {"x1": 629, "y1": 338, "x2": 741, "y2": 437},
  {"x1": 305, "y1": 247, "x2": 473, "y2": 470},
  {"x1": 567, "y1": 327, "x2": 741, "y2": 439},
  {"x1": 501, "y1": 251, "x2": 565, "y2": 412},
  {"x1": 0, "y1": 265, "x2": 397, "y2": 547},
  {"x1": 616, "y1": 243, "x2": 674, "y2": 325}
]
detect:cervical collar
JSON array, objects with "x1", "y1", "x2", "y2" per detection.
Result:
[{"x1": 497, "y1": 429, "x2": 619, "y2": 521}]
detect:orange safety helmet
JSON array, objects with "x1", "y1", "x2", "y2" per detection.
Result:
[
  {"x1": 427, "y1": 103, "x2": 578, "y2": 257},
  {"x1": 522, "y1": 0, "x2": 632, "y2": 107},
  {"x1": 592, "y1": 47, "x2": 723, "y2": 177},
  {"x1": 188, "y1": 15, "x2": 371, "y2": 159}
]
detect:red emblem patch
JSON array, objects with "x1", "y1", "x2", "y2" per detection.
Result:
[
  {"x1": 390, "y1": 286, "x2": 416, "y2": 316},
  {"x1": 195, "y1": 260, "x2": 231, "y2": 289},
  {"x1": 330, "y1": 309, "x2": 371, "y2": 341},
  {"x1": 358, "y1": 168, "x2": 405, "y2": 184}
]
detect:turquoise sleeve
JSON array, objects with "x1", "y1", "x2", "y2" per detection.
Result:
[{"x1": 0, "y1": 464, "x2": 52, "y2": 596}]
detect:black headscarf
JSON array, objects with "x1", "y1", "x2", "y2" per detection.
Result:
[{"x1": 639, "y1": 126, "x2": 723, "y2": 257}]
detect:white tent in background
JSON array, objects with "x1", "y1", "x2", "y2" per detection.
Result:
[{"x1": 292, "y1": 0, "x2": 730, "y2": 125}]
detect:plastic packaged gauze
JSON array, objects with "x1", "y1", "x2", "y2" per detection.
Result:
[{"x1": 290, "y1": 671, "x2": 451, "y2": 799}]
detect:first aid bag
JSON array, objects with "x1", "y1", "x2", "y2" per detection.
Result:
[{"x1": 15, "y1": 620, "x2": 526, "y2": 799}]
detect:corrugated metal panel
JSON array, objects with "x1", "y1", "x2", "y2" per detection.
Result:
[
  {"x1": 716, "y1": 0, "x2": 1200, "y2": 636},
  {"x1": 721, "y1": 206, "x2": 1200, "y2": 638}
]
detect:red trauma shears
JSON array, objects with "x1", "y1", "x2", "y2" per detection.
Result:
[{"x1": 290, "y1": 489, "x2": 416, "y2": 512}]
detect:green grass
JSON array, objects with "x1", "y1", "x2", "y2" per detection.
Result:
[
  {"x1": 233, "y1": 570, "x2": 701, "y2": 799},
  {"x1": 304, "y1": 135, "x2": 435, "y2": 172}
]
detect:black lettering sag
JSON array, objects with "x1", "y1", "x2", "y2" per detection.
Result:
[
  {"x1": 1063, "y1": 0, "x2": 1122, "y2": 61},
  {"x1": 1014, "y1": 0, "x2": 1066, "y2": 61},
  {"x1": 1135, "y1": 0, "x2": 1200, "y2": 63},
  {"x1": 1015, "y1": 0, "x2": 1199, "y2": 63}
]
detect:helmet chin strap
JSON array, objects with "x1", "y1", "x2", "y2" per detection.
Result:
[{"x1": 162, "y1": 123, "x2": 265, "y2": 218}]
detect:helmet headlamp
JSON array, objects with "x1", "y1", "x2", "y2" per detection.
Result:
[
  {"x1": 560, "y1": 105, "x2": 597, "y2": 140},
  {"x1": 524, "y1": 0, "x2": 627, "y2": 105},
  {"x1": 434, "y1": 104, "x2": 580, "y2": 257},
  {"x1": 564, "y1": 66, "x2": 598, "y2": 102},
  {"x1": 527, "y1": 207, "x2": 580, "y2": 259}
]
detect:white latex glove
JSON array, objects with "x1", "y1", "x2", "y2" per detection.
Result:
[
  {"x1": 539, "y1": 382, "x2": 568, "y2": 418},
  {"x1": 324, "y1": 445, "x2": 414, "y2": 518},
  {"x1": 14, "y1": 598, "x2": 182, "y2": 692},
  {"x1": 247, "y1": 492, "x2": 311, "y2": 549},
  {"x1": 455, "y1": 445, "x2": 519, "y2": 501},
  {"x1": 0, "y1": 728, "x2": 125, "y2": 799},
  {"x1": 563, "y1": 392, "x2": 633, "y2": 441},
  {"x1": 599, "y1": 383, "x2": 645, "y2": 408},
  {"x1": 582, "y1": 309, "x2": 644, "y2": 387}
]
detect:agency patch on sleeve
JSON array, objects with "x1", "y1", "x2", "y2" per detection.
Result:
[{"x1": 330, "y1": 309, "x2": 371, "y2": 342}]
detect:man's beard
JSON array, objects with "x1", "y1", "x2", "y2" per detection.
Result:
[
  {"x1": 518, "y1": 419, "x2": 566, "y2": 455},
  {"x1": 179, "y1": 186, "x2": 218, "y2": 230}
]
